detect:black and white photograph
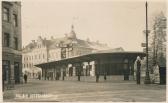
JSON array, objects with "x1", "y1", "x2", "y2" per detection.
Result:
[{"x1": 1, "y1": 0, "x2": 167, "y2": 102}]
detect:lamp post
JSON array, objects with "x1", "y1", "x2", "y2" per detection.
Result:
[{"x1": 144, "y1": 1, "x2": 151, "y2": 84}]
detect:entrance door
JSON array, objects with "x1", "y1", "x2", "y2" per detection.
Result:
[
  {"x1": 14, "y1": 62, "x2": 20, "y2": 84},
  {"x1": 2, "y1": 61, "x2": 10, "y2": 82},
  {"x1": 2, "y1": 61, "x2": 10, "y2": 91}
]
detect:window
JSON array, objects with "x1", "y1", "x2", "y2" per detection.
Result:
[
  {"x1": 3, "y1": 7, "x2": 9, "y2": 21},
  {"x1": 14, "y1": 37, "x2": 18, "y2": 50},
  {"x1": 4, "y1": 33, "x2": 10, "y2": 47},
  {"x1": 13, "y1": 14, "x2": 18, "y2": 27}
]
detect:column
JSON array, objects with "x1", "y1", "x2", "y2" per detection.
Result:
[
  {"x1": 95, "y1": 60, "x2": 100, "y2": 82},
  {"x1": 123, "y1": 59, "x2": 129, "y2": 80},
  {"x1": 44, "y1": 68, "x2": 47, "y2": 80},
  {"x1": 90, "y1": 61, "x2": 95, "y2": 76},
  {"x1": 53, "y1": 66, "x2": 56, "y2": 80},
  {"x1": 73, "y1": 66, "x2": 76, "y2": 76},
  {"x1": 61, "y1": 68, "x2": 63, "y2": 80},
  {"x1": 66, "y1": 64, "x2": 69, "y2": 77},
  {"x1": 76, "y1": 64, "x2": 81, "y2": 81},
  {"x1": 41, "y1": 67, "x2": 44, "y2": 80}
]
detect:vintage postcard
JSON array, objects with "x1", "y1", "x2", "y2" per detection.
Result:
[{"x1": 1, "y1": 0, "x2": 166, "y2": 102}]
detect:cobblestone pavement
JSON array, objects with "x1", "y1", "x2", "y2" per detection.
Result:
[{"x1": 3, "y1": 79, "x2": 166, "y2": 102}]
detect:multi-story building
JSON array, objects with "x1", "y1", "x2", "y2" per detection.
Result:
[
  {"x1": 2, "y1": 1, "x2": 22, "y2": 89},
  {"x1": 22, "y1": 25, "x2": 110, "y2": 78}
]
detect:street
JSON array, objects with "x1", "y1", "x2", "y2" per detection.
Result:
[{"x1": 3, "y1": 79, "x2": 166, "y2": 102}]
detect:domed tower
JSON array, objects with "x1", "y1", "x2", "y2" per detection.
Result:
[{"x1": 68, "y1": 25, "x2": 77, "y2": 39}]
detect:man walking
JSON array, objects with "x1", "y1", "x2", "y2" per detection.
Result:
[{"x1": 24, "y1": 74, "x2": 28, "y2": 83}]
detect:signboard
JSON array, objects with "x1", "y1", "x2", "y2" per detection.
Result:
[{"x1": 143, "y1": 48, "x2": 152, "y2": 53}]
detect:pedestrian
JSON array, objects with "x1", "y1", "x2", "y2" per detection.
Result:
[
  {"x1": 24, "y1": 74, "x2": 28, "y2": 83},
  {"x1": 38, "y1": 73, "x2": 41, "y2": 80},
  {"x1": 104, "y1": 72, "x2": 107, "y2": 80}
]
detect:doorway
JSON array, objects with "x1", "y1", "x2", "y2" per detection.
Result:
[{"x1": 14, "y1": 62, "x2": 20, "y2": 84}]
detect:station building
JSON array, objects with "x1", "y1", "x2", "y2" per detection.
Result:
[
  {"x1": 22, "y1": 25, "x2": 111, "y2": 78},
  {"x1": 35, "y1": 50, "x2": 145, "y2": 82}
]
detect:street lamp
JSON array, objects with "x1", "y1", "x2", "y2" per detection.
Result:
[{"x1": 144, "y1": 1, "x2": 151, "y2": 84}]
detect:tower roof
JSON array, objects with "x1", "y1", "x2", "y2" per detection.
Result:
[{"x1": 68, "y1": 24, "x2": 77, "y2": 39}]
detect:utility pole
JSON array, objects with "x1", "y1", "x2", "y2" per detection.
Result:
[{"x1": 144, "y1": 1, "x2": 151, "y2": 84}]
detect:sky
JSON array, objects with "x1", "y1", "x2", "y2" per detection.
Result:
[{"x1": 21, "y1": 0, "x2": 166, "y2": 51}]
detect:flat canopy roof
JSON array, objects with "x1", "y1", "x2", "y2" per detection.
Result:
[{"x1": 35, "y1": 51, "x2": 146, "y2": 68}]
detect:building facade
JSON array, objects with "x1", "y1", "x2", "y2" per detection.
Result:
[
  {"x1": 22, "y1": 25, "x2": 110, "y2": 78},
  {"x1": 2, "y1": 1, "x2": 22, "y2": 89}
]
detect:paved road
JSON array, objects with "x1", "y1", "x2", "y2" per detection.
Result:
[{"x1": 3, "y1": 79, "x2": 166, "y2": 102}]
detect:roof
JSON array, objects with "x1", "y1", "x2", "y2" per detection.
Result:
[
  {"x1": 23, "y1": 36, "x2": 110, "y2": 52},
  {"x1": 35, "y1": 51, "x2": 146, "y2": 67},
  {"x1": 23, "y1": 25, "x2": 110, "y2": 52}
]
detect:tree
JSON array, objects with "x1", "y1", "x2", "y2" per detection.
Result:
[{"x1": 149, "y1": 12, "x2": 166, "y2": 70}]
